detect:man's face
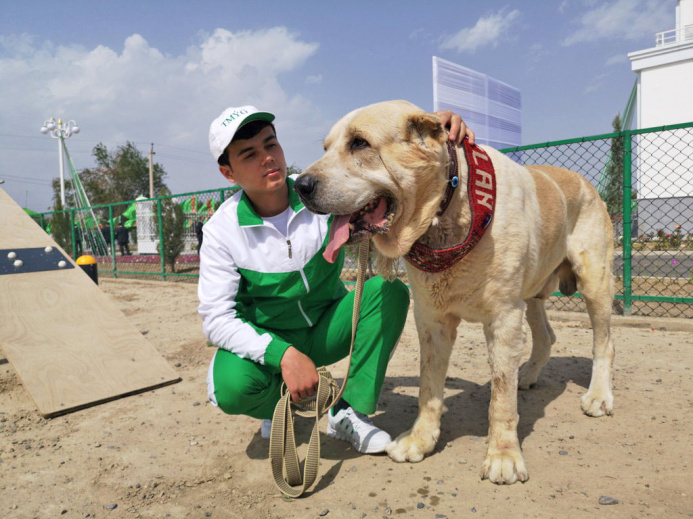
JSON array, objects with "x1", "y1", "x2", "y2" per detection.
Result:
[{"x1": 219, "y1": 125, "x2": 287, "y2": 197}]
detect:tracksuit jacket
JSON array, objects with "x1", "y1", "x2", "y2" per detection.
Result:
[{"x1": 197, "y1": 177, "x2": 346, "y2": 370}]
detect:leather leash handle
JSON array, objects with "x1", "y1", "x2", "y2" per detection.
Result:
[{"x1": 269, "y1": 237, "x2": 369, "y2": 497}]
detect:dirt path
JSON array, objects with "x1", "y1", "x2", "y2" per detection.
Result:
[{"x1": 1, "y1": 279, "x2": 691, "y2": 518}]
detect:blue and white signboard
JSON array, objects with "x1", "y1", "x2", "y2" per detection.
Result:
[{"x1": 433, "y1": 56, "x2": 522, "y2": 151}]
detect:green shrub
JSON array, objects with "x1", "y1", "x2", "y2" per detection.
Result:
[{"x1": 156, "y1": 198, "x2": 186, "y2": 273}]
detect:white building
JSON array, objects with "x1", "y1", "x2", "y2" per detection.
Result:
[
  {"x1": 134, "y1": 196, "x2": 159, "y2": 254},
  {"x1": 628, "y1": 0, "x2": 693, "y2": 235},
  {"x1": 135, "y1": 196, "x2": 200, "y2": 255}
]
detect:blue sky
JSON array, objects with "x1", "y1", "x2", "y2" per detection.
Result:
[{"x1": 0, "y1": 0, "x2": 677, "y2": 211}]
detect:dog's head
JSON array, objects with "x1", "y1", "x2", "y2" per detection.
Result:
[{"x1": 295, "y1": 100, "x2": 449, "y2": 261}]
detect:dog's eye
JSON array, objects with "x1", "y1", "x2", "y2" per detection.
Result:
[{"x1": 351, "y1": 138, "x2": 369, "y2": 150}]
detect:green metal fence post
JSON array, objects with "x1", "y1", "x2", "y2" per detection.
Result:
[
  {"x1": 622, "y1": 130, "x2": 633, "y2": 316},
  {"x1": 156, "y1": 198, "x2": 167, "y2": 281},
  {"x1": 109, "y1": 205, "x2": 118, "y2": 278}
]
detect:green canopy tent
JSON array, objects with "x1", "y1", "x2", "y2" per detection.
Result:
[{"x1": 121, "y1": 202, "x2": 137, "y2": 228}]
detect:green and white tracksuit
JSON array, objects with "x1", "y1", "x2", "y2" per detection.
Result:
[{"x1": 198, "y1": 177, "x2": 409, "y2": 420}]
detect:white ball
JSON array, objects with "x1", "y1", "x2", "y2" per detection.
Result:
[
  {"x1": 58, "y1": 260, "x2": 67, "y2": 268},
  {"x1": 45, "y1": 246, "x2": 53, "y2": 253},
  {"x1": 13, "y1": 259, "x2": 23, "y2": 267},
  {"x1": 8, "y1": 251, "x2": 16, "y2": 259}
]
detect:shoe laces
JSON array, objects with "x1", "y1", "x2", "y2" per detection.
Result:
[{"x1": 344, "y1": 408, "x2": 375, "y2": 431}]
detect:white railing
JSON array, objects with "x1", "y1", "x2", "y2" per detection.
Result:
[{"x1": 655, "y1": 25, "x2": 693, "y2": 46}]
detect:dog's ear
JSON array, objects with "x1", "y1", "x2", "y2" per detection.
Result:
[{"x1": 406, "y1": 113, "x2": 445, "y2": 146}]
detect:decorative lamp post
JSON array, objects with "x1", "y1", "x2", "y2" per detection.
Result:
[{"x1": 40, "y1": 118, "x2": 80, "y2": 207}]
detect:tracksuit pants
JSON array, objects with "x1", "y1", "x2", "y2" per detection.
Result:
[{"x1": 207, "y1": 276, "x2": 409, "y2": 419}]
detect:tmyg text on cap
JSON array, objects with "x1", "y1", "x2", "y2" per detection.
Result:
[{"x1": 221, "y1": 109, "x2": 250, "y2": 127}]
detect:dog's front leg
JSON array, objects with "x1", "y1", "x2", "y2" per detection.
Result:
[
  {"x1": 387, "y1": 311, "x2": 458, "y2": 463},
  {"x1": 480, "y1": 307, "x2": 529, "y2": 484}
]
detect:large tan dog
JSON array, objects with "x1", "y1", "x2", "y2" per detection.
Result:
[{"x1": 294, "y1": 100, "x2": 615, "y2": 484}]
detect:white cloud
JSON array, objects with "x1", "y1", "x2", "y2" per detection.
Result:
[
  {"x1": 605, "y1": 54, "x2": 628, "y2": 66},
  {"x1": 196, "y1": 27, "x2": 318, "y2": 76},
  {"x1": 526, "y1": 43, "x2": 552, "y2": 66},
  {"x1": 0, "y1": 29, "x2": 326, "y2": 210},
  {"x1": 305, "y1": 74, "x2": 322, "y2": 85},
  {"x1": 562, "y1": 0, "x2": 672, "y2": 46},
  {"x1": 584, "y1": 72, "x2": 610, "y2": 94},
  {"x1": 409, "y1": 28, "x2": 425, "y2": 41},
  {"x1": 439, "y1": 8, "x2": 521, "y2": 54}
]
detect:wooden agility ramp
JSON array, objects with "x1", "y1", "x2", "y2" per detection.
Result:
[{"x1": 0, "y1": 188, "x2": 180, "y2": 417}]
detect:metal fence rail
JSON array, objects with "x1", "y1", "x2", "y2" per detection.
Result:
[
  {"x1": 500, "y1": 122, "x2": 693, "y2": 318},
  {"x1": 32, "y1": 187, "x2": 238, "y2": 281},
  {"x1": 31, "y1": 123, "x2": 693, "y2": 318}
]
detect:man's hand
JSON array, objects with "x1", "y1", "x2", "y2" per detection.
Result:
[
  {"x1": 280, "y1": 346, "x2": 319, "y2": 402},
  {"x1": 435, "y1": 110, "x2": 476, "y2": 146}
]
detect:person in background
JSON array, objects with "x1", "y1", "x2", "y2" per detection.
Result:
[
  {"x1": 101, "y1": 223, "x2": 111, "y2": 254},
  {"x1": 115, "y1": 222, "x2": 131, "y2": 256},
  {"x1": 195, "y1": 219, "x2": 204, "y2": 254},
  {"x1": 73, "y1": 225, "x2": 83, "y2": 256}
]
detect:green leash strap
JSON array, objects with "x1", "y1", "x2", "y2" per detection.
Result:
[{"x1": 269, "y1": 237, "x2": 369, "y2": 498}]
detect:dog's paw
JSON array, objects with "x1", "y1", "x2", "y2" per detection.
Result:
[
  {"x1": 480, "y1": 449, "x2": 529, "y2": 485},
  {"x1": 580, "y1": 389, "x2": 614, "y2": 417},
  {"x1": 518, "y1": 362, "x2": 540, "y2": 390},
  {"x1": 386, "y1": 429, "x2": 438, "y2": 463}
]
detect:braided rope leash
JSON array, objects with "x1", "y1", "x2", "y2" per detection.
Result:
[{"x1": 269, "y1": 237, "x2": 370, "y2": 498}]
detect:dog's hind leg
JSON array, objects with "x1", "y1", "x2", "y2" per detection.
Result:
[
  {"x1": 577, "y1": 256, "x2": 615, "y2": 417},
  {"x1": 518, "y1": 298, "x2": 557, "y2": 389},
  {"x1": 569, "y1": 239, "x2": 615, "y2": 417},
  {"x1": 480, "y1": 304, "x2": 529, "y2": 484},
  {"x1": 386, "y1": 310, "x2": 458, "y2": 463}
]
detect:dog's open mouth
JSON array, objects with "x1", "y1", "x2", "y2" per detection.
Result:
[{"x1": 323, "y1": 196, "x2": 394, "y2": 263}]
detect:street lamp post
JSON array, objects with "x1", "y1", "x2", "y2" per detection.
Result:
[{"x1": 40, "y1": 118, "x2": 80, "y2": 207}]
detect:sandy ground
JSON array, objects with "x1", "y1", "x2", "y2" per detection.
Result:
[{"x1": 1, "y1": 278, "x2": 692, "y2": 519}]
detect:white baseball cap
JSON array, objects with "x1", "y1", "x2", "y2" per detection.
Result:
[{"x1": 209, "y1": 105, "x2": 275, "y2": 161}]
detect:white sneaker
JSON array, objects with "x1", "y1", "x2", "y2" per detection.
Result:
[
  {"x1": 261, "y1": 419, "x2": 272, "y2": 439},
  {"x1": 326, "y1": 407, "x2": 392, "y2": 454}
]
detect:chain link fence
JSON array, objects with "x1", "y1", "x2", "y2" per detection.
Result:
[
  {"x1": 498, "y1": 122, "x2": 693, "y2": 318},
  {"x1": 32, "y1": 187, "x2": 237, "y2": 282},
  {"x1": 32, "y1": 123, "x2": 692, "y2": 318}
]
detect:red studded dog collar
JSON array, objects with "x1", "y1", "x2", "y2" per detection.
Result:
[{"x1": 404, "y1": 139, "x2": 496, "y2": 273}]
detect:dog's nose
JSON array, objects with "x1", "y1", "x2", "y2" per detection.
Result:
[{"x1": 294, "y1": 175, "x2": 317, "y2": 198}]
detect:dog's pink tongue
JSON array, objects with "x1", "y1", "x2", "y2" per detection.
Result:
[{"x1": 323, "y1": 214, "x2": 351, "y2": 263}]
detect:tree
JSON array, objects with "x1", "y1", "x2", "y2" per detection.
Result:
[
  {"x1": 157, "y1": 198, "x2": 186, "y2": 273},
  {"x1": 601, "y1": 114, "x2": 624, "y2": 221},
  {"x1": 50, "y1": 177, "x2": 75, "y2": 210},
  {"x1": 287, "y1": 164, "x2": 302, "y2": 176},
  {"x1": 53, "y1": 142, "x2": 170, "y2": 217}
]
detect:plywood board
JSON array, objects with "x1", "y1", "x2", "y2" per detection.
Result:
[{"x1": 0, "y1": 189, "x2": 180, "y2": 417}]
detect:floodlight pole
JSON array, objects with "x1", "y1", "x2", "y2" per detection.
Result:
[
  {"x1": 40, "y1": 117, "x2": 80, "y2": 207},
  {"x1": 58, "y1": 136, "x2": 65, "y2": 205}
]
